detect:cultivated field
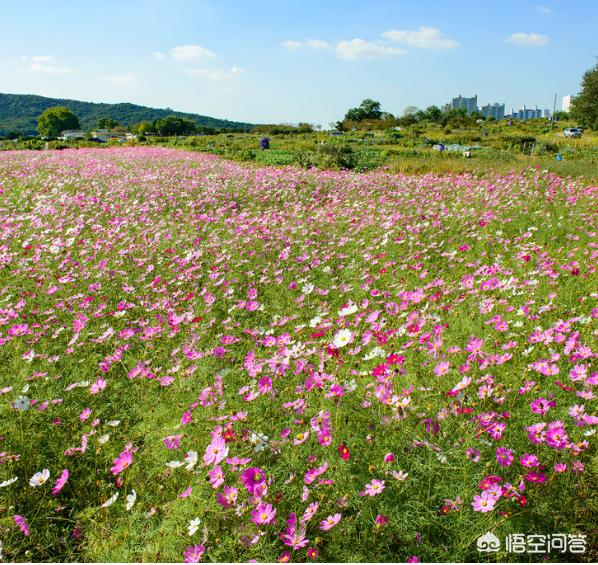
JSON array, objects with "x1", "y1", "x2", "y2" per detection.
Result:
[{"x1": 0, "y1": 147, "x2": 596, "y2": 562}]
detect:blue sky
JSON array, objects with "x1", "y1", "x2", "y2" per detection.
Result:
[{"x1": 0, "y1": 0, "x2": 596, "y2": 125}]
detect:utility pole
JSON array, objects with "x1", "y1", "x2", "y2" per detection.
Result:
[{"x1": 551, "y1": 92, "x2": 557, "y2": 130}]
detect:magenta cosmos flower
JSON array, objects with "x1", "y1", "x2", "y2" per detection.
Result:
[
  {"x1": 110, "y1": 450, "x2": 133, "y2": 475},
  {"x1": 251, "y1": 502, "x2": 277, "y2": 525},
  {"x1": 51, "y1": 469, "x2": 69, "y2": 495},
  {"x1": 495, "y1": 447, "x2": 514, "y2": 467},
  {"x1": 14, "y1": 514, "x2": 30, "y2": 536},
  {"x1": 241, "y1": 467, "x2": 265, "y2": 495},
  {"x1": 183, "y1": 544, "x2": 205, "y2": 563}
]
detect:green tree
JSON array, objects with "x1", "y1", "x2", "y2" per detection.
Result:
[
  {"x1": 571, "y1": 60, "x2": 598, "y2": 129},
  {"x1": 155, "y1": 115, "x2": 197, "y2": 136},
  {"x1": 424, "y1": 105, "x2": 442, "y2": 123},
  {"x1": 37, "y1": 107, "x2": 80, "y2": 137},
  {"x1": 344, "y1": 99, "x2": 383, "y2": 122},
  {"x1": 96, "y1": 117, "x2": 120, "y2": 129}
]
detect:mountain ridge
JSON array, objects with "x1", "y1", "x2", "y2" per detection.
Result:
[{"x1": 0, "y1": 92, "x2": 253, "y2": 136}]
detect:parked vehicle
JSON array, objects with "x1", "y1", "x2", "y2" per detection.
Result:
[{"x1": 563, "y1": 127, "x2": 583, "y2": 138}]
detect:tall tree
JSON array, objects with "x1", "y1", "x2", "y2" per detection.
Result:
[
  {"x1": 96, "y1": 117, "x2": 120, "y2": 129},
  {"x1": 37, "y1": 107, "x2": 80, "y2": 137},
  {"x1": 344, "y1": 99, "x2": 383, "y2": 122},
  {"x1": 571, "y1": 60, "x2": 598, "y2": 129}
]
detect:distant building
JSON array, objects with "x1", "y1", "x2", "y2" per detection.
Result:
[
  {"x1": 511, "y1": 105, "x2": 543, "y2": 120},
  {"x1": 562, "y1": 95, "x2": 572, "y2": 112},
  {"x1": 450, "y1": 94, "x2": 478, "y2": 114},
  {"x1": 60, "y1": 130, "x2": 85, "y2": 140},
  {"x1": 91, "y1": 129, "x2": 128, "y2": 142},
  {"x1": 481, "y1": 103, "x2": 505, "y2": 120}
]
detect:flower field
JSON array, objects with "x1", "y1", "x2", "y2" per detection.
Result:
[{"x1": 0, "y1": 147, "x2": 596, "y2": 562}]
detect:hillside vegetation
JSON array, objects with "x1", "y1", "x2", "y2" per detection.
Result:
[{"x1": 0, "y1": 93, "x2": 253, "y2": 136}]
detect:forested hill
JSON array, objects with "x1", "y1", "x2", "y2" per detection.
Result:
[{"x1": 0, "y1": 92, "x2": 253, "y2": 135}]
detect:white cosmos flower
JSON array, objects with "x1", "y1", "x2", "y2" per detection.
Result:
[
  {"x1": 309, "y1": 315, "x2": 322, "y2": 328},
  {"x1": 166, "y1": 460, "x2": 184, "y2": 468},
  {"x1": 188, "y1": 517, "x2": 201, "y2": 536},
  {"x1": 125, "y1": 489, "x2": 137, "y2": 511},
  {"x1": 184, "y1": 450, "x2": 198, "y2": 471},
  {"x1": 363, "y1": 346, "x2": 386, "y2": 360},
  {"x1": 21, "y1": 384, "x2": 30, "y2": 393},
  {"x1": 338, "y1": 303, "x2": 358, "y2": 317},
  {"x1": 14, "y1": 396, "x2": 30, "y2": 411},
  {"x1": 101, "y1": 491, "x2": 119, "y2": 508},
  {"x1": 333, "y1": 329, "x2": 352, "y2": 349},
  {"x1": 0, "y1": 476, "x2": 18, "y2": 487},
  {"x1": 107, "y1": 420, "x2": 121, "y2": 427},
  {"x1": 98, "y1": 434, "x2": 110, "y2": 444},
  {"x1": 29, "y1": 469, "x2": 50, "y2": 487},
  {"x1": 302, "y1": 283, "x2": 314, "y2": 295},
  {"x1": 391, "y1": 470, "x2": 409, "y2": 481}
]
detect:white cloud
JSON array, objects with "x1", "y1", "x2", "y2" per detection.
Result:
[
  {"x1": 536, "y1": 5, "x2": 552, "y2": 14},
  {"x1": 335, "y1": 39, "x2": 407, "y2": 60},
  {"x1": 282, "y1": 39, "x2": 330, "y2": 51},
  {"x1": 183, "y1": 66, "x2": 247, "y2": 81},
  {"x1": 153, "y1": 51, "x2": 167, "y2": 60},
  {"x1": 22, "y1": 55, "x2": 53, "y2": 63},
  {"x1": 506, "y1": 32, "x2": 549, "y2": 46},
  {"x1": 21, "y1": 56, "x2": 71, "y2": 74},
  {"x1": 382, "y1": 26, "x2": 459, "y2": 49},
  {"x1": 101, "y1": 73, "x2": 136, "y2": 86},
  {"x1": 170, "y1": 44, "x2": 217, "y2": 61}
]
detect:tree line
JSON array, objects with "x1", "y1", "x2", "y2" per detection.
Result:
[{"x1": 36, "y1": 108, "x2": 230, "y2": 138}]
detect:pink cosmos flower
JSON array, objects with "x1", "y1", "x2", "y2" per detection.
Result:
[
  {"x1": 14, "y1": 514, "x2": 30, "y2": 535},
  {"x1": 183, "y1": 544, "x2": 205, "y2": 563},
  {"x1": 361, "y1": 479, "x2": 385, "y2": 497},
  {"x1": 471, "y1": 491, "x2": 498, "y2": 513},
  {"x1": 215, "y1": 485, "x2": 238, "y2": 508},
  {"x1": 524, "y1": 471, "x2": 548, "y2": 483},
  {"x1": 162, "y1": 434, "x2": 182, "y2": 450},
  {"x1": 519, "y1": 454, "x2": 539, "y2": 468},
  {"x1": 203, "y1": 436, "x2": 228, "y2": 466},
  {"x1": 303, "y1": 501, "x2": 319, "y2": 522},
  {"x1": 433, "y1": 361, "x2": 450, "y2": 377},
  {"x1": 207, "y1": 465, "x2": 225, "y2": 488},
  {"x1": 110, "y1": 450, "x2": 133, "y2": 475},
  {"x1": 90, "y1": 377, "x2": 107, "y2": 394},
  {"x1": 530, "y1": 397, "x2": 556, "y2": 415},
  {"x1": 320, "y1": 513, "x2": 341, "y2": 531},
  {"x1": 545, "y1": 422, "x2": 568, "y2": 449},
  {"x1": 178, "y1": 486, "x2": 192, "y2": 498},
  {"x1": 51, "y1": 469, "x2": 69, "y2": 495},
  {"x1": 251, "y1": 502, "x2": 277, "y2": 525}
]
